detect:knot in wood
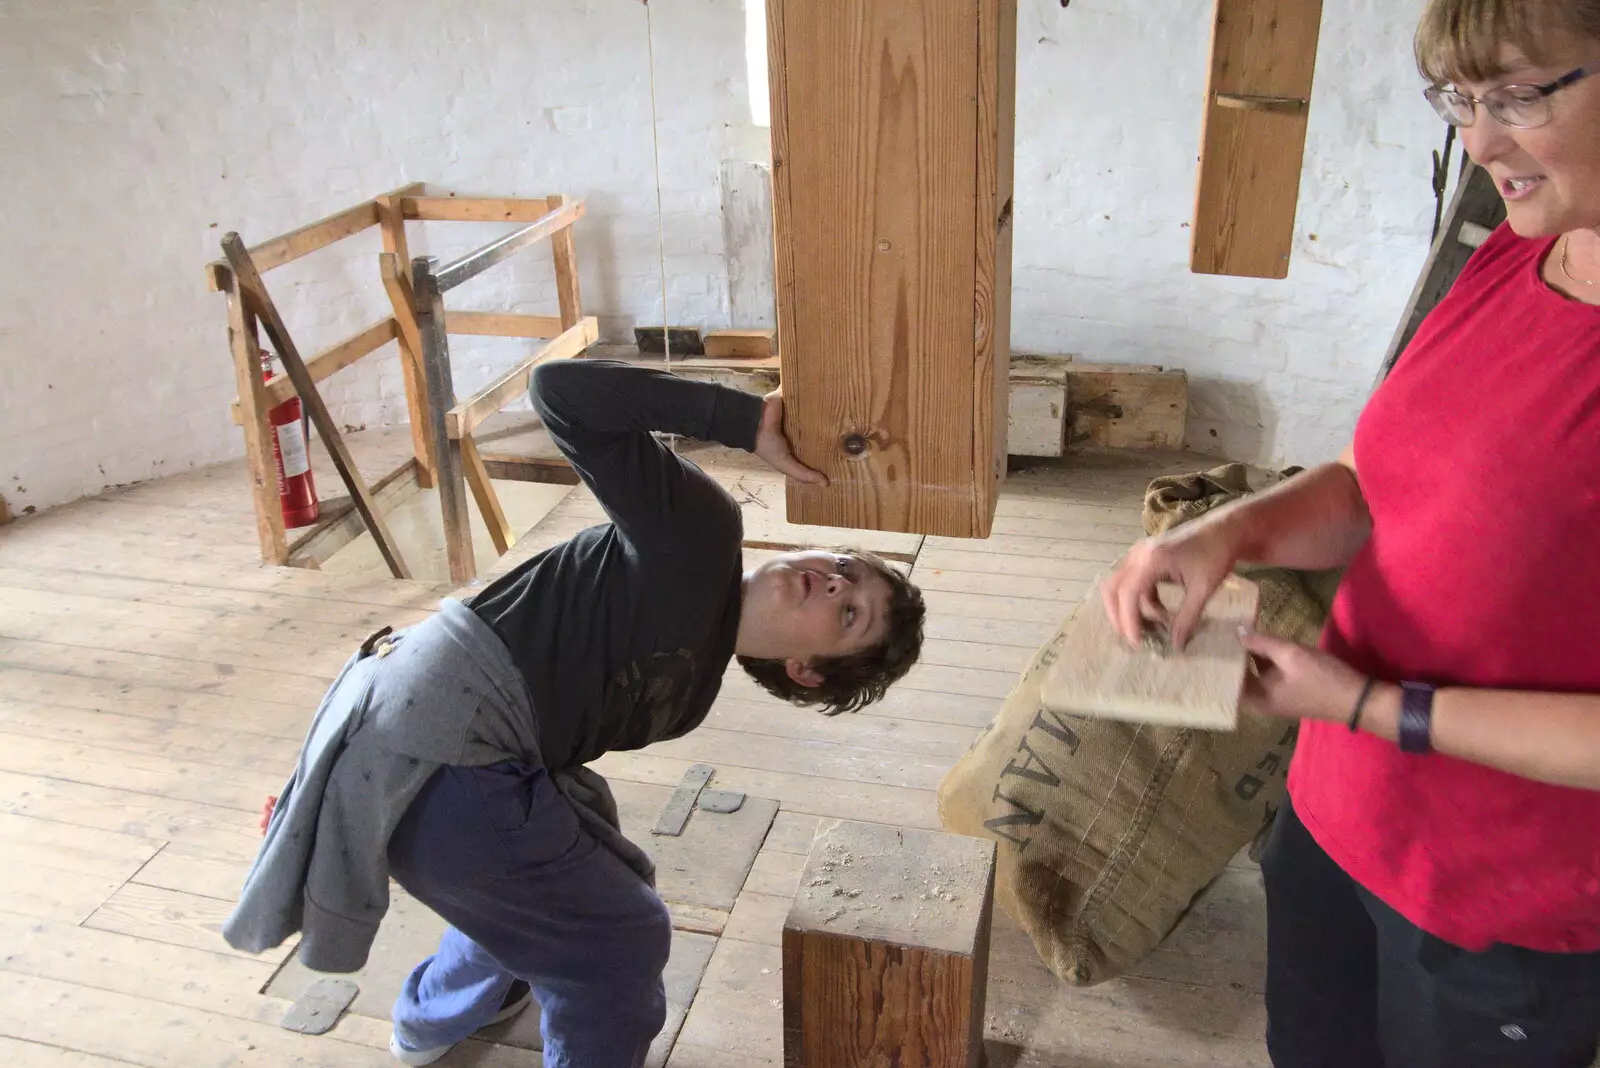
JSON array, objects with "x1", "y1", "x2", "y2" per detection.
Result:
[{"x1": 841, "y1": 433, "x2": 870, "y2": 457}]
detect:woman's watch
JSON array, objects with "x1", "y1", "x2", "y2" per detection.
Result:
[{"x1": 1398, "y1": 681, "x2": 1437, "y2": 754}]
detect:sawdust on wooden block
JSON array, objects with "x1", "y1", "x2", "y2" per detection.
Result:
[{"x1": 786, "y1": 820, "x2": 995, "y2": 953}]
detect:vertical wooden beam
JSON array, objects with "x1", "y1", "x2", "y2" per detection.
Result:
[
  {"x1": 1374, "y1": 161, "x2": 1504, "y2": 385},
  {"x1": 767, "y1": 0, "x2": 1015, "y2": 539},
  {"x1": 222, "y1": 234, "x2": 411, "y2": 580},
  {"x1": 975, "y1": 0, "x2": 1018, "y2": 530},
  {"x1": 783, "y1": 820, "x2": 996, "y2": 1068},
  {"x1": 1190, "y1": 0, "x2": 1324, "y2": 278},
  {"x1": 376, "y1": 195, "x2": 437, "y2": 488},
  {"x1": 413, "y1": 257, "x2": 476, "y2": 584},
  {"x1": 547, "y1": 194, "x2": 584, "y2": 331},
  {"x1": 223, "y1": 280, "x2": 289, "y2": 565},
  {"x1": 460, "y1": 434, "x2": 514, "y2": 556}
]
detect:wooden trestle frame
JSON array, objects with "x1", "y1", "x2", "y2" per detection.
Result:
[{"x1": 208, "y1": 183, "x2": 596, "y2": 582}]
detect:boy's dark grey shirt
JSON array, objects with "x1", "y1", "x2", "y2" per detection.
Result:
[
  {"x1": 223, "y1": 362, "x2": 763, "y2": 971},
  {"x1": 468, "y1": 359, "x2": 765, "y2": 768}
]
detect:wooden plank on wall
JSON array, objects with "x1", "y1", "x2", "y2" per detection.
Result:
[
  {"x1": 768, "y1": 0, "x2": 1016, "y2": 539},
  {"x1": 1191, "y1": 0, "x2": 1324, "y2": 279}
]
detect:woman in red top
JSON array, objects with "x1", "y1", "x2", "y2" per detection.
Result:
[{"x1": 1105, "y1": 2, "x2": 1600, "y2": 1065}]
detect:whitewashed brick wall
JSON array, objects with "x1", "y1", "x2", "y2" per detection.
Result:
[
  {"x1": 1011, "y1": 0, "x2": 1441, "y2": 464},
  {"x1": 2, "y1": 0, "x2": 1444, "y2": 516}
]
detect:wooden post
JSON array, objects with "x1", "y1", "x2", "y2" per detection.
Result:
[
  {"x1": 547, "y1": 194, "x2": 583, "y2": 331},
  {"x1": 461, "y1": 435, "x2": 514, "y2": 556},
  {"x1": 783, "y1": 820, "x2": 995, "y2": 1068},
  {"x1": 377, "y1": 194, "x2": 438, "y2": 487},
  {"x1": 223, "y1": 280, "x2": 290, "y2": 564},
  {"x1": 413, "y1": 257, "x2": 476, "y2": 584},
  {"x1": 221, "y1": 234, "x2": 412, "y2": 580},
  {"x1": 1374, "y1": 161, "x2": 1504, "y2": 385},
  {"x1": 766, "y1": 0, "x2": 1016, "y2": 539}
]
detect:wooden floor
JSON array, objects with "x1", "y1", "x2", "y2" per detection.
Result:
[{"x1": 0, "y1": 427, "x2": 1272, "y2": 1067}]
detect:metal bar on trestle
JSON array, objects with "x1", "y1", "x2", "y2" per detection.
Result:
[{"x1": 431, "y1": 199, "x2": 585, "y2": 293}]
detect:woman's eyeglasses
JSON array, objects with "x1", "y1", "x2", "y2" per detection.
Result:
[{"x1": 1425, "y1": 63, "x2": 1597, "y2": 129}]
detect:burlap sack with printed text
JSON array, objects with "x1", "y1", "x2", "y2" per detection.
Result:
[{"x1": 937, "y1": 465, "x2": 1340, "y2": 985}]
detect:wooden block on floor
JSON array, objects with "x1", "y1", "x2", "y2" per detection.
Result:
[
  {"x1": 1067, "y1": 363, "x2": 1188, "y2": 449},
  {"x1": 783, "y1": 819, "x2": 996, "y2": 1068},
  {"x1": 1039, "y1": 577, "x2": 1260, "y2": 729},
  {"x1": 704, "y1": 329, "x2": 776, "y2": 359},
  {"x1": 1008, "y1": 356, "x2": 1070, "y2": 458}
]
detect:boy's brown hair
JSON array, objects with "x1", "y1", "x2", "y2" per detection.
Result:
[
  {"x1": 1416, "y1": 0, "x2": 1600, "y2": 85},
  {"x1": 737, "y1": 550, "x2": 925, "y2": 715}
]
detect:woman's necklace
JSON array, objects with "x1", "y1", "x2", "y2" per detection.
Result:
[{"x1": 1559, "y1": 234, "x2": 1600, "y2": 287}]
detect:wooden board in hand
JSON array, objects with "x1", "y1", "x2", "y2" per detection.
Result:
[{"x1": 1039, "y1": 577, "x2": 1260, "y2": 730}]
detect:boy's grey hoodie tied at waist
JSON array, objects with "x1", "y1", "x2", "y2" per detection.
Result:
[{"x1": 222, "y1": 598, "x2": 655, "y2": 973}]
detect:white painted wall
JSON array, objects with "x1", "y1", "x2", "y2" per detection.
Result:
[
  {"x1": 0, "y1": 0, "x2": 764, "y2": 516},
  {"x1": 2, "y1": 0, "x2": 1444, "y2": 516},
  {"x1": 1010, "y1": 0, "x2": 1441, "y2": 464}
]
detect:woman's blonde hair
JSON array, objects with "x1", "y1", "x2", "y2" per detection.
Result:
[{"x1": 1416, "y1": 0, "x2": 1600, "y2": 85}]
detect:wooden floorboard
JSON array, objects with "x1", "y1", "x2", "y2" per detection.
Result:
[{"x1": 0, "y1": 426, "x2": 1273, "y2": 1066}]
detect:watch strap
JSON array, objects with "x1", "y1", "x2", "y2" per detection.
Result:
[{"x1": 1398, "y1": 681, "x2": 1436, "y2": 754}]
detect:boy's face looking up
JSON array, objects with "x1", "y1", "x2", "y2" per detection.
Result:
[{"x1": 738, "y1": 550, "x2": 894, "y2": 686}]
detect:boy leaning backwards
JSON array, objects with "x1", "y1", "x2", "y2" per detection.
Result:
[{"x1": 224, "y1": 359, "x2": 926, "y2": 1067}]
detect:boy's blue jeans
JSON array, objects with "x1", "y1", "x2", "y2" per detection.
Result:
[{"x1": 387, "y1": 761, "x2": 671, "y2": 1068}]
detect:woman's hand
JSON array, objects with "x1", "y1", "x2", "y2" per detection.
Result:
[
  {"x1": 754, "y1": 390, "x2": 828, "y2": 486},
  {"x1": 1238, "y1": 628, "x2": 1370, "y2": 724},
  {"x1": 260, "y1": 795, "x2": 277, "y2": 835},
  {"x1": 1101, "y1": 520, "x2": 1240, "y2": 650}
]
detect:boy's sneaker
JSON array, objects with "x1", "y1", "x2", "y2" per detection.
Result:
[{"x1": 389, "y1": 979, "x2": 534, "y2": 1066}]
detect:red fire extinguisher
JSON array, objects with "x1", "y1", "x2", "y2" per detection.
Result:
[{"x1": 262, "y1": 351, "x2": 319, "y2": 528}]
